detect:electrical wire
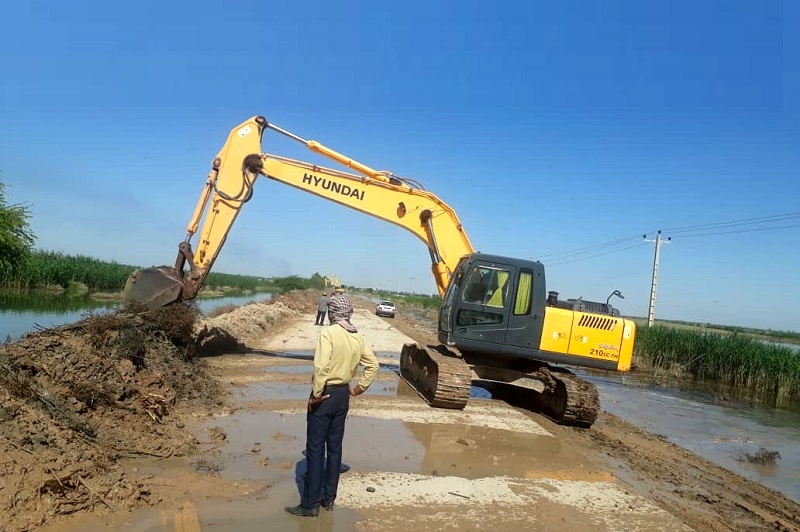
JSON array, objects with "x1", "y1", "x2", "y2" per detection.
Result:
[
  {"x1": 535, "y1": 234, "x2": 644, "y2": 261},
  {"x1": 663, "y1": 212, "x2": 800, "y2": 235},
  {"x1": 537, "y1": 214, "x2": 799, "y2": 264},
  {"x1": 547, "y1": 242, "x2": 650, "y2": 266},
  {"x1": 671, "y1": 223, "x2": 800, "y2": 238}
]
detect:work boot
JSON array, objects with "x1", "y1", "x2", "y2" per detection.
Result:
[
  {"x1": 285, "y1": 505, "x2": 319, "y2": 517},
  {"x1": 321, "y1": 499, "x2": 335, "y2": 512}
]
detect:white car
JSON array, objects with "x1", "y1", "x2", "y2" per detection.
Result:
[{"x1": 375, "y1": 301, "x2": 396, "y2": 318}]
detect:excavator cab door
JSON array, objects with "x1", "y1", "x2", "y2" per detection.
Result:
[
  {"x1": 439, "y1": 255, "x2": 546, "y2": 356},
  {"x1": 441, "y1": 257, "x2": 516, "y2": 349}
]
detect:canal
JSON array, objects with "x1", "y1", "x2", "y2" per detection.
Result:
[{"x1": 0, "y1": 291, "x2": 272, "y2": 343}]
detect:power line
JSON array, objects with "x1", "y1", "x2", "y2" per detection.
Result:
[
  {"x1": 672, "y1": 223, "x2": 800, "y2": 238},
  {"x1": 536, "y1": 212, "x2": 799, "y2": 264},
  {"x1": 535, "y1": 234, "x2": 644, "y2": 261},
  {"x1": 547, "y1": 242, "x2": 650, "y2": 265},
  {"x1": 663, "y1": 212, "x2": 800, "y2": 235}
]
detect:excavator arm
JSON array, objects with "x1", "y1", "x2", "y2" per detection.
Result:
[{"x1": 123, "y1": 116, "x2": 474, "y2": 307}]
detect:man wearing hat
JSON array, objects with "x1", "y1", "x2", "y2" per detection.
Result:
[{"x1": 286, "y1": 294, "x2": 379, "y2": 517}]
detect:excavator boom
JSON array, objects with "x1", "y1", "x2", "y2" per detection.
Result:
[{"x1": 123, "y1": 116, "x2": 473, "y2": 307}]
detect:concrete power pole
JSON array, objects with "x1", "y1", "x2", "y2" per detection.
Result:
[
  {"x1": 409, "y1": 276, "x2": 416, "y2": 295},
  {"x1": 643, "y1": 231, "x2": 671, "y2": 327}
]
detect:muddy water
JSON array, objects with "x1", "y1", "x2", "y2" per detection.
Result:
[
  {"x1": 232, "y1": 349, "x2": 800, "y2": 501},
  {"x1": 580, "y1": 370, "x2": 800, "y2": 502},
  {"x1": 233, "y1": 349, "x2": 800, "y2": 502}
]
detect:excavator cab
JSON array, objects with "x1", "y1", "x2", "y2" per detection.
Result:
[
  {"x1": 438, "y1": 254, "x2": 548, "y2": 358},
  {"x1": 438, "y1": 253, "x2": 634, "y2": 373}
]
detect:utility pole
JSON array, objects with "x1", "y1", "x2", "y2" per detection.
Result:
[
  {"x1": 409, "y1": 276, "x2": 416, "y2": 295},
  {"x1": 643, "y1": 231, "x2": 671, "y2": 327}
]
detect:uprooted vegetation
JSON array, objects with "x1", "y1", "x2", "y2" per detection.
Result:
[
  {"x1": 0, "y1": 302, "x2": 226, "y2": 531},
  {"x1": 0, "y1": 289, "x2": 314, "y2": 530},
  {"x1": 736, "y1": 447, "x2": 782, "y2": 466}
]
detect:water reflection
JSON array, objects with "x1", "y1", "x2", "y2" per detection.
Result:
[{"x1": 0, "y1": 291, "x2": 271, "y2": 342}]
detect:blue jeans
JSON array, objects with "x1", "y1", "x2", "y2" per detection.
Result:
[{"x1": 302, "y1": 384, "x2": 349, "y2": 509}]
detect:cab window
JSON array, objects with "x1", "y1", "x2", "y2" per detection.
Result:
[
  {"x1": 513, "y1": 269, "x2": 533, "y2": 315},
  {"x1": 458, "y1": 265, "x2": 511, "y2": 326},
  {"x1": 462, "y1": 265, "x2": 511, "y2": 307}
]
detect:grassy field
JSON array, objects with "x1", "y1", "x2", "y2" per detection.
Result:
[{"x1": 630, "y1": 317, "x2": 800, "y2": 346}]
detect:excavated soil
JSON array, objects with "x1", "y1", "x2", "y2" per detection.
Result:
[
  {"x1": 2, "y1": 290, "x2": 799, "y2": 531},
  {"x1": 0, "y1": 292, "x2": 303, "y2": 532}
]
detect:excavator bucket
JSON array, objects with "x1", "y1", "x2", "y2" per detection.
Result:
[{"x1": 122, "y1": 266, "x2": 184, "y2": 309}]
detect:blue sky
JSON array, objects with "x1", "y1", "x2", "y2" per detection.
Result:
[{"x1": 1, "y1": 1, "x2": 797, "y2": 331}]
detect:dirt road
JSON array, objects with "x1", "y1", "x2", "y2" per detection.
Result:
[{"x1": 6, "y1": 291, "x2": 800, "y2": 531}]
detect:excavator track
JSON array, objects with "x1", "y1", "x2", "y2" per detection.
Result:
[
  {"x1": 532, "y1": 366, "x2": 600, "y2": 427},
  {"x1": 399, "y1": 343, "x2": 471, "y2": 409}
]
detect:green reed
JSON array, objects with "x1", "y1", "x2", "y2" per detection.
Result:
[
  {"x1": 0, "y1": 250, "x2": 277, "y2": 293},
  {"x1": 0, "y1": 251, "x2": 136, "y2": 291},
  {"x1": 634, "y1": 326, "x2": 800, "y2": 408}
]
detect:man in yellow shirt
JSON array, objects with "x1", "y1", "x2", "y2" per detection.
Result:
[{"x1": 286, "y1": 294, "x2": 379, "y2": 518}]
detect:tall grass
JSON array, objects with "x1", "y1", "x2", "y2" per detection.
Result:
[
  {"x1": 631, "y1": 317, "x2": 800, "y2": 345},
  {"x1": 634, "y1": 326, "x2": 800, "y2": 409},
  {"x1": 0, "y1": 250, "x2": 308, "y2": 293},
  {"x1": 0, "y1": 251, "x2": 136, "y2": 291}
]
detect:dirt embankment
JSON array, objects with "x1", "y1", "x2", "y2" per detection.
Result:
[{"x1": 0, "y1": 292, "x2": 306, "y2": 532}]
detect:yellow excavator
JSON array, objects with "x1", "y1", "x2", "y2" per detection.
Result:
[
  {"x1": 324, "y1": 275, "x2": 345, "y2": 293},
  {"x1": 123, "y1": 116, "x2": 636, "y2": 427}
]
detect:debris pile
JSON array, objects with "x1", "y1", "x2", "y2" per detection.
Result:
[{"x1": 0, "y1": 303, "x2": 223, "y2": 531}]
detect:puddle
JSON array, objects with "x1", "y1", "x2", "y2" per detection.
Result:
[
  {"x1": 235, "y1": 382, "x2": 310, "y2": 401},
  {"x1": 41, "y1": 356, "x2": 688, "y2": 532},
  {"x1": 224, "y1": 348, "x2": 800, "y2": 502},
  {"x1": 268, "y1": 364, "x2": 312, "y2": 374},
  {"x1": 264, "y1": 350, "x2": 314, "y2": 361},
  {"x1": 198, "y1": 409, "x2": 427, "y2": 480}
]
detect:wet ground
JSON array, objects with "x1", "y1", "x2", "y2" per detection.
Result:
[
  {"x1": 32, "y1": 296, "x2": 800, "y2": 531},
  {"x1": 41, "y1": 309, "x2": 690, "y2": 531},
  {"x1": 585, "y1": 370, "x2": 800, "y2": 502}
]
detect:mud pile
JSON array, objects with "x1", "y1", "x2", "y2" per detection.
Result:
[
  {"x1": 0, "y1": 303, "x2": 223, "y2": 531},
  {"x1": 193, "y1": 292, "x2": 303, "y2": 350}
]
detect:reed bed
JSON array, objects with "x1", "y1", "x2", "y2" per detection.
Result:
[
  {"x1": 0, "y1": 250, "x2": 276, "y2": 293},
  {"x1": 0, "y1": 251, "x2": 135, "y2": 290},
  {"x1": 634, "y1": 326, "x2": 800, "y2": 409}
]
